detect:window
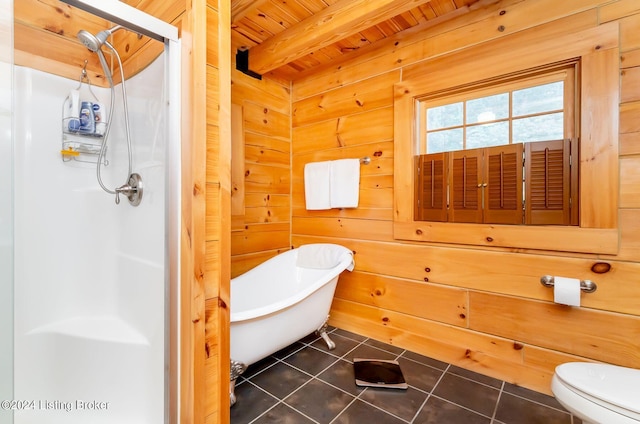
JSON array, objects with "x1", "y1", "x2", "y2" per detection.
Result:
[
  {"x1": 393, "y1": 23, "x2": 619, "y2": 254},
  {"x1": 421, "y1": 79, "x2": 567, "y2": 153},
  {"x1": 414, "y1": 63, "x2": 578, "y2": 226}
]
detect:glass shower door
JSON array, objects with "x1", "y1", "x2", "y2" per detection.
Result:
[{"x1": 0, "y1": 0, "x2": 14, "y2": 423}]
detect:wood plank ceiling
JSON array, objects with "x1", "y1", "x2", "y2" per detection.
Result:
[{"x1": 231, "y1": 0, "x2": 484, "y2": 81}]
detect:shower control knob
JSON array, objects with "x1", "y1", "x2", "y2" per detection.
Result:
[{"x1": 115, "y1": 173, "x2": 143, "y2": 206}]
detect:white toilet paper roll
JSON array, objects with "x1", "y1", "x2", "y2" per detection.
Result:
[{"x1": 554, "y1": 276, "x2": 581, "y2": 306}]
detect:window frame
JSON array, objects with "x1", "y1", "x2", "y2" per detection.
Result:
[
  {"x1": 393, "y1": 23, "x2": 619, "y2": 254},
  {"x1": 418, "y1": 66, "x2": 575, "y2": 154}
]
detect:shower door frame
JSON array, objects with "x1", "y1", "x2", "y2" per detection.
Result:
[
  {"x1": 1, "y1": 1, "x2": 13, "y2": 424},
  {"x1": 58, "y1": 1, "x2": 182, "y2": 422}
]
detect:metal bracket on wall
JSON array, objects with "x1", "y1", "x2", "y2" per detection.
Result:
[{"x1": 236, "y1": 49, "x2": 262, "y2": 80}]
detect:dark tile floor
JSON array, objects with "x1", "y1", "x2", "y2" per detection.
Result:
[{"x1": 230, "y1": 327, "x2": 582, "y2": 424}]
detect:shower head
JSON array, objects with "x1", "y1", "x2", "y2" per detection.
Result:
[
  {"x1": 77, "y1": 25, "x2": 123, "y2": 52},
  {"x1": 77, "y1": 29, "x2": 102, "y2": 52},
  {"x1": 77, "y1": 25, "x2": 123, "y2": 87}
]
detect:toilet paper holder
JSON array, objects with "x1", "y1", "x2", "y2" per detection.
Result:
[{"x1": 540, "y1": 275, "x2": 597, "y2": 293}]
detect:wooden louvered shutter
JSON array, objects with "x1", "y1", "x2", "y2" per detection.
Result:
[
  {"x1": 415, "y1": 153, "x2": 448, "y2": 221},
  {"x1": 449, "y1": 149, "x2": 482, "y2": 223},
  {"x1": 525, "y1": 139, "x2": 571, "y2": 225},
  {"x1": 484, "y1": 144, "x2": 524, "y2": 225}
]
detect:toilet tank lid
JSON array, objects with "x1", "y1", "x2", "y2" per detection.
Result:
[{"x1": 555, "y1": 362, "x2": 640, "y2": 415}]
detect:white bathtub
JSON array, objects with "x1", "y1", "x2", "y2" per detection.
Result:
[{"x1": 229, "y1": 243, "x2": 354, "y2": 404}]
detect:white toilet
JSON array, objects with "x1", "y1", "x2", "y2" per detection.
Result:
[{"x1": 552, "y1": 362, "x2": 640, "y2": 424}]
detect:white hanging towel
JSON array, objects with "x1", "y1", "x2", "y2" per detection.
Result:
[
  {"x1": 330, "y1": 158, "x2": 360, "y2": 208},
  {"x1": 304, "y1": 161, "x2": 332, "y2": 210}
]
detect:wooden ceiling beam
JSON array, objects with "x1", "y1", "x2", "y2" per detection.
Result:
[
  {"x1": 231, "y1": 0, "x2": 271, "y2": 23},
  {"x1": 243, "y1": 0, "x2": 435, "y2": 75}
]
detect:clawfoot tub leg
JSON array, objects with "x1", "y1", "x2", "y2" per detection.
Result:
[
  {"x1": 315, "y1": 317, "x2": 336, "y2": 350},
  {"x1": 229, "y1": 359, "x2": 247, "y2": 407}
]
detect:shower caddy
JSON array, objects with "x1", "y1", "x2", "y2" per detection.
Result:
[{"x1": 60, "y1": 61, "x2": 108, "y2": 165}]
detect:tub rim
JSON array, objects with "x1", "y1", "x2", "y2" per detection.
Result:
[{"x1": 230, "y1": 246, "x2": 353, "y2": 323}]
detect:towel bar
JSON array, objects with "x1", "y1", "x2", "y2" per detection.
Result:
[{"x1": 540, "y1": 275, "x2": 597, "y2": 293}]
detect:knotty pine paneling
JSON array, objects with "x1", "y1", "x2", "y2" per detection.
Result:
[
  {"x1": 206, "y1": 65, "x2": 220, "y2": 126},
  {"x1": 329, "y1": 298, "x2": 562, "y2": 394},
  {"x1": 244, "y1": 192, "x2": 290, "y2": 209},
  {"x1": 522, "y1": 346, "x2": 590, "y2": 377},
  {"x1": 14, "y1": 0, "x2": 106, "y2": 35},
  {"x1": 620, "y1": 132, "x2": 640, "y2": 156},
  {"x1": 14, "y1": 21, "x2": 105, "y2": 83},
  {"x1": 292, "y1": 217, "x2": 394, "y2": 242},
  {"x1": 15, "y1": 0, "x2": 178, "y2": 85},
  {"x1": 131, "y1": 0, "x2": 186, "y2": 25},
  {"x1": 334, "y1": 271, "x2": 468, "y2": 327},
  {"x1": 204, "y1": 297, "x2": 221, "y2": 419},
  {"x1": 14, "y1": 0, "x2": 105, "y2": 81},
  {"x1": 402, "y1": 12, "x2": 596, "y2": 82},
  {"x1": 401, "y1": 17, "x2": 614, "y2": 94},
  {"x1": 245, "y1": 133, "x2": 290, "y2": 167},
  {"x1": 231, "y1": 72, "x2": 291, "y2": 116},
  {"x1": 291, "y1": 207, "x2": 393, "y2": 221},
  {"x1": 296, "y1": 236, "x2": 640, "y2": 316},
  {"x1": 330, "y1": 297, "x2": 525, "y2": 364},
  {"x1": 231, "y1": 222, "x2": 290, "y2": 255},
  {"x1": 290, "y1": 0, "x2": 508, "y2": 99},
  {"x1": 621, "y1": 65, "x2": 640, "y2": 103},
  {"x1": 207, "y1": 124, "x2": 221, "y2": 182},
  {"x1": 620, "y1": 157, "x2": 640, "y2": 209},
  {"x1": 292, "y1": 107, "x2": 394, "y2": 155},
  {"x1": 620, "y1": 102, "x2": 640, "y2": 134},
  {"x1": 230, "y1": 248, "x2": 289, "y2": 278},
  {"x1": 205, "y1": 239, "x2": 222, "y2": 301},
  {"x1": 293, "y1": 143, "x2": 393, "y2": 177},
  {"x1": 599, "y1": 0, "x2": 640, "y2": 23},
  {"x1": 230, "y1": 61, "x2": 292, "y2": 277},
  {"x1": 622, "y1": 48, "x2": 640, "y2": 69},
  {"x1": 292, "y1": 1, "x2": 598, "y2": 100},
  {"x1": 243, "y1": 199, "x2": 290, "y2": 224},
  {"x1": 206, "y1": 183, "x2": 221, "y2": 242},
  {"x1": 205, "y1": 0, "x2": 232, "y2": 422},
  {"x1": 620, "y1": 12, "x2": 640, "y2": 51},
  {"x1": 243, "y1": 101, "x2": 290, "y2": 139},
  {"x1": 469, "y1": 292, "x2": 640, "y2": 367},
  {"x1": 207, "y1": 6, "x2": 220, "y2": 67},
  {"x1": 292, "y1": 71, "x2": 400, "y2": 127},
  {"x1": 241, "y1": 205, "x2": 289, "y2": 224},
  {"x1": 613, "y1": 210, "x2": 640, "y2": 262},
  {"x1": 244, "y1": 162, "x2": 290, "y2": 194}
]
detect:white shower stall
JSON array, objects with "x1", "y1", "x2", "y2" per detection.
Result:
[{"x1": 2, "y1": 1, "x2": 181, "y2": 423}]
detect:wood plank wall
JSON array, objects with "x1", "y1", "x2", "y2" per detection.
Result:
[
  {"x1": 180, "y1": 0, "x2": 231, "y2": 422},
  {"x1": 14, "y1": 0, "x2": 172, "y2": 85},
  {"x1": 14, "y1": 1, "x2": 230, "y2": 423},
  {"x1": 290, "y1": 0, "x2": 640, "y2": 396},
  {"x1": 230, "y1": 51, "x2": 292, "y2": 278},
  {"x1": 204, "y1": 0, "x2": 231, "y2": 422}
]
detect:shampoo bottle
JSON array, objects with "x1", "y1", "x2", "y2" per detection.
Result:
[{"x1": 79, "y1": 101, "x2": 95, "y2": 134}]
